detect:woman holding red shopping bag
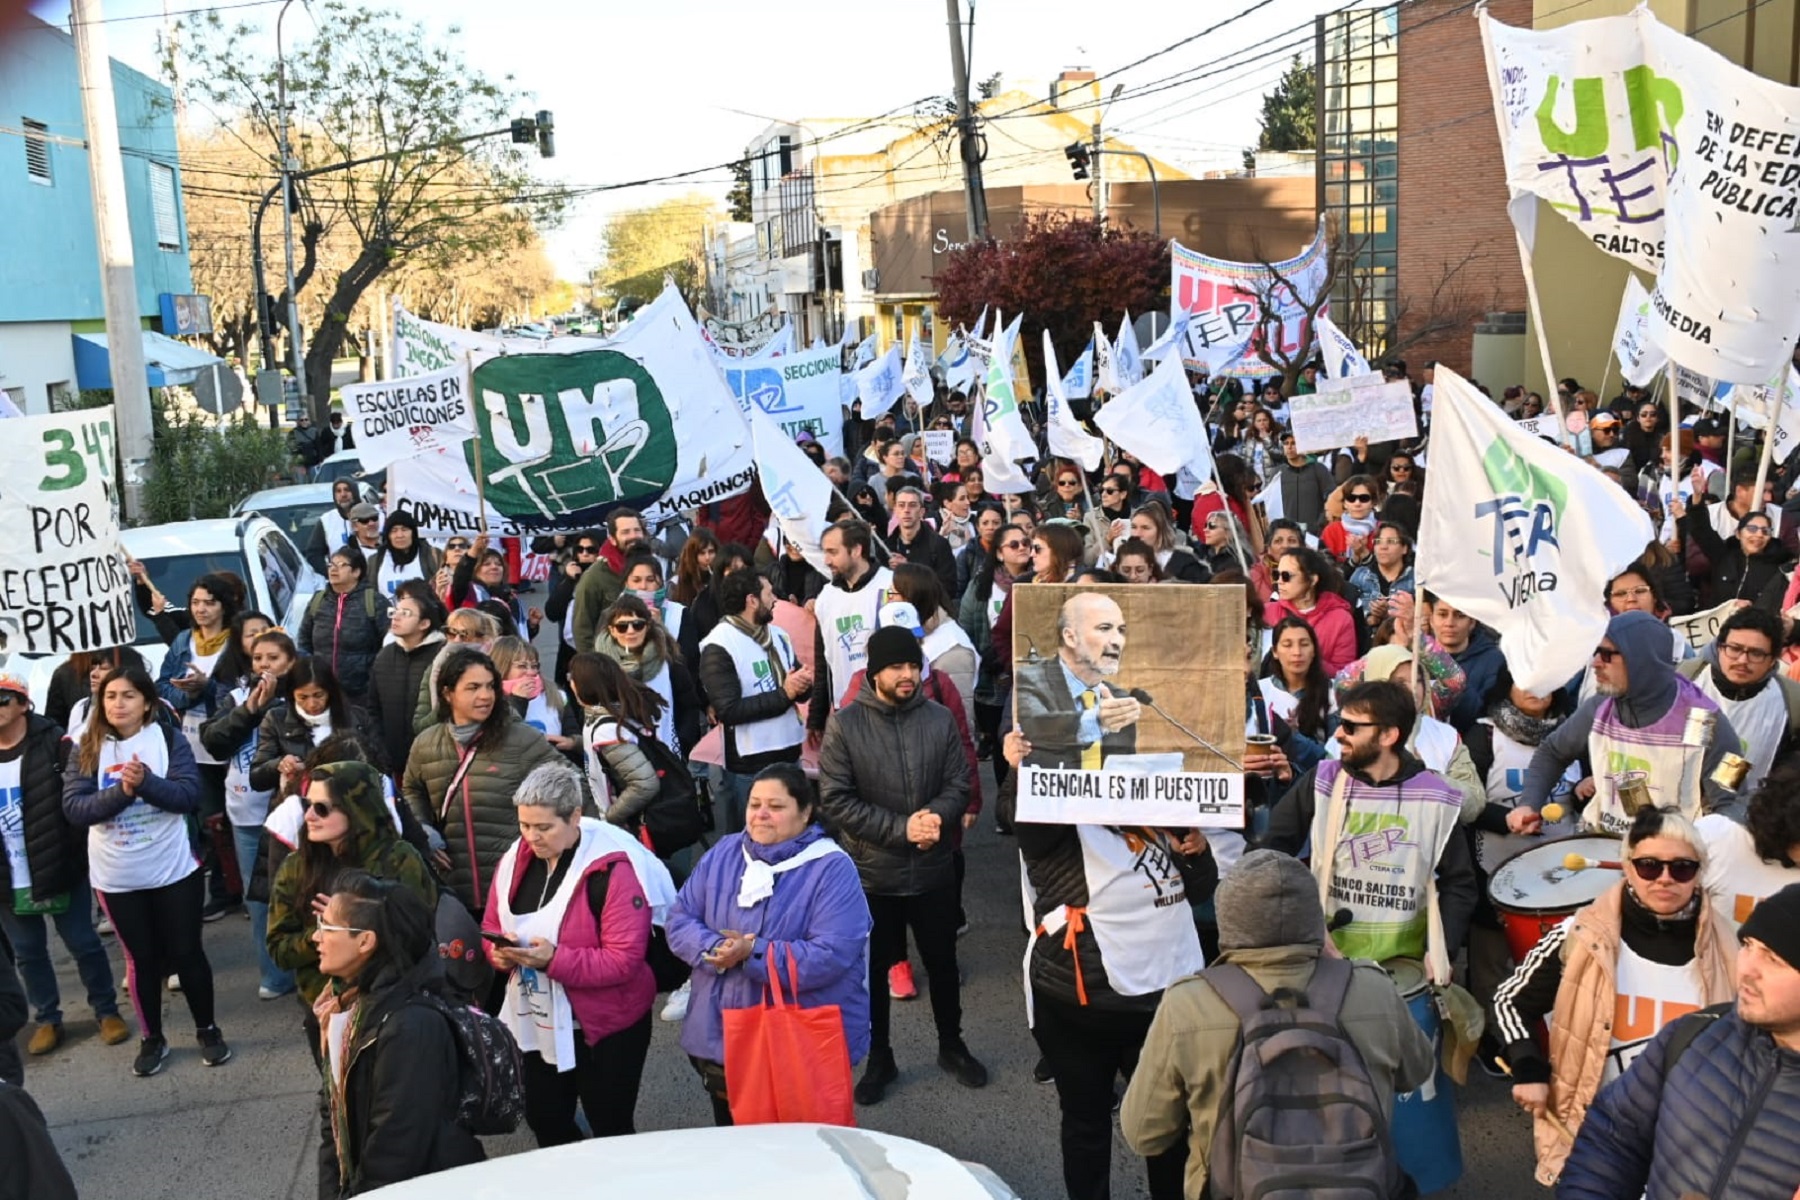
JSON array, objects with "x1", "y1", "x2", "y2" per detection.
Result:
[{"x1": 666, "y1": 762, "x2": 872, "y2": 1126}]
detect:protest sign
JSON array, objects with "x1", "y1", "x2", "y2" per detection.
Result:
[
  {"x1": 1483, "y1": 8, "x2": 1800, "y2": 383},
  {"x1": 723, "y1": 343, "x2": 846, "y2": 457},
  {"x1": 1289, "y1": 372, "x2": 1418, "y2": 454},
  {"x1": 0, "y1": 407, "x2": 134, "y2": 654},
  {"x1": 1612, "y1": 276, "x2": 1667, "y2": 388},
  {"x1": 700, "y1": 307, "x2": 784, "y2": 358},
  {"x1": 1674, "y1": 364, "x2": 1715, "y2": 411},
  {"x1": 392, "y1": 301, "x2": 499, "y2": 376},
  {"x1": 923, "y1": 429, "x2": 956, "y2": 466},
  {"x1": 1171, "y1": 219, "x2": 1329, "y2": 377},
  {"x1": 389, "y1": 286, "x2": 754, "y2": 536},
  {"x1": 1013, "y1": 583, "x2": 1245, "y2": 827},
  {"x1": 1669, "y1": 598, "x2": 1738, "y2": 651},
  {"x1": 1253, "y1": 473, "x2": 1284, "y2": 521},
  {"x1": 337, "y1": 364, "x2": 474, "y2": 470},
  {"x1": 1516, "y1": 413, "x2": 1561, "y2": 442}
]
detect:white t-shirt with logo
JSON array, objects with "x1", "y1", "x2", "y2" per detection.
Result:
[
  {"x1": 0, "y1": 750, "x2": 26, "y2": 896},
  {"x1": 88, "y1": 726, "x2": 197, "y2": 893},
  {"x1": 1698, "y1": 812, "x2": 1800, "y2": 930},
  {"x1": 182, "y1": 646, "x2": 225, "y2": 767}
]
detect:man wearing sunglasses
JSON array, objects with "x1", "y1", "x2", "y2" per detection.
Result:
[
  {"x1": 1558, "y1": 880, "x2": 1800, "y2": 1200},
  {"x1": 1676, "y1": 607, "x2": 1800, "y2": 795},
  {"x1": 1521, "y1": 611, "x2": 1742, "y2": 837}
]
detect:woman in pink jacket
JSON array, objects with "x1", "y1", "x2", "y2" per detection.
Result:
[
  {"x1": 483, "y1": 761, "x2": 657, "y2": 1146},
  {"x1": 1263, "y1": 545, "x2": 1360, "y2": 677}
]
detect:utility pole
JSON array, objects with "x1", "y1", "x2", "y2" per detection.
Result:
[
  {"x1": 71, "y1": 0, "x2": 153, "y2": 520},
  {"x1": 1091, "y1": 114, "x2": 1104, "y2": 222},
  {"x1": 945, "y1": 0, "x2": 988, "y2": 241},
  {"x1": 275, "y1": 0, "x2": 306, "y2": 422}
]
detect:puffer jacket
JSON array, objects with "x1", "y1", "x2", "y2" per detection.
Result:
[
  {"x1": 297, "y1": 581, "x2": 391, "y2": 696},
  {"x1": 816, "y1": 675, "x2": 970, "y2": 896},
  {"x1": 365, "y1": 634, "x2": 445, "y2": 776},
  {"x1": 267, "y1": 762, "x2": 438, "y2": 1004},
  {"x1": 0, "y1": 715, "x2": 79, "y2": 903},
  {"x1": 249, "y1": 703, "x2": 364, "y2": 796},
  {"x1": 1557, "y1": 1004, "x2": 1800, "y2": 1200},
  {"x1": 401, "y1": 715, "x2": 567, "y2": 913}
]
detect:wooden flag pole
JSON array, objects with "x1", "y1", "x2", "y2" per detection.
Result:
[{"x1": 465, "y1": 352, "x2": 489, "y2": 535}]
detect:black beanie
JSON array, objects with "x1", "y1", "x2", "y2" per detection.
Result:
[
  {"x1": 864, "y1": 625, "x2": 923, "y2": 677},
  {"x1": 1739, "y1": 881, "x2": 1800, "y2": 971}
]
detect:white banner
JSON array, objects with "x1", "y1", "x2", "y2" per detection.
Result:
[
  {"x1": 392, "y1": 301, "x2": 501, "y2": 376},
  {"x1": 1516, "y1": 413, "x2": 1562, "y2": 442},
  {"x1": 1314, "y1": 311, "x2": 1372, "y2": 380},
  {"x1": 1674, "y1": 363, "x2": 1715, "y2": 410},
  {"x1": 1044, "y1": 330, "x2": 1104, "y2": 471},
  {"x1": 1289, "y1": 373, "x2": 1418, "y2": 454},
  {"x1": 1171, "y1": 218, "x2": 1330, "y2": 377},
  {"x1": 854, "y1": 345, "x2": 905, "y2": 419},
  {"x1": 1611, "y1": 275, "x2": 1667, "y2": 388},
  {"x1": 1418, "y1": 365, "x2": 1653, "y2": 693},
  {"x1": 1669, "y1": 598, "x2": 1739, "y2": 651},
  {"x1": 723, "y1": 344, "x2": 846, "y2": 458},
  {"x1": 0, "y1": 407, "x2": 133, "y2": 654},
  {"x1": 923, "y1": 429, "x2": 957, "y2": 466},
  {"x1": 1094, "y1": 349, "x2": 1210, "y2": 476},
  {"x1": 1016, "y1": 766, "x2": 1244, "y2": 827},
  {"x1": 338, "y1": 364, "x2": 474, "y2": 470},
  {"x1": 748, "y1": 405, "x2": 833, "y2": 574}
]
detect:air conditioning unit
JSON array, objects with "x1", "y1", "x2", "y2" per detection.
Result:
[{"x1": 862, "y1": 269, "x2": 880, "y2": 292}]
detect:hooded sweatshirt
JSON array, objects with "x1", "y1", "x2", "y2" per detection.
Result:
[{"x1": 1520, "y1": 611, "x2": 1741, "y2": 829}]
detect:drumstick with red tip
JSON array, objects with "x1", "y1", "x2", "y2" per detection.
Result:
[{"x1": 1562, "y1": 852, "x2": 1622, "y2": 871}]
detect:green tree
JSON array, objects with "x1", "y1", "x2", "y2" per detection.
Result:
[
  {"x1": 726, "y1": 158, "x2": 753, "y2": 223},
  {"x1": 1246, "y1": 55, "x2": 1316, "y2": 167},
  {"x1": 141, "y1": 397, "x2": 294, "y2": 523},
  {"x1": 595, "y1": 194, "x2": 720, "y2": 311},
  {"x1": 175, "y1": 2, "x2": 566, "y2": 418}
]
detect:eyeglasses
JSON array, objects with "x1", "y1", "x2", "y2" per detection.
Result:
[
  {"x1": 576, "y1": 544, "x2": 599, "y2": 554},
  {"x1": 1346, "y1": 493, "x2": 1374, "y2": 503},
  {"x1": 305, "y1": 801, "x2": 337, "y2": 819},
  {"x1": 446, "y1": 628, "x2": 483, "y2": 642},
  {"x1": 1629, "y1": 857, "x2": 1700, "y2": 883},
  {"x1": 1372, "y1": 538, "x2": 1405, "y2": 547},
  {"x1": 1720, "y1": 641, "x2": 1774, "y2": 663},
  {"x1": 611, "y1": 620, "x2": 649, "y2": 633},
  {"x1": 1336, "y1": 717, "x2": 1382, "y2": 735},
  {"x1": 1000, "y1": 539, "x2": 1029, "y2": 551},
  {"x1": 445, "y1": 540, "x2": 470, "y2": 551},
  {"x1": 314, "y1": 920, "x2": 368, "y2": 936},
  {"x1": 1592, "y1": 646, "x2": 1621, "y2": 663},
  {"x1": 1609, "y1": 585, "x2": 1652, "y2": 601},
  {"x1": 1742, "y1": 525, "x2": 1774, "y2": 535}
]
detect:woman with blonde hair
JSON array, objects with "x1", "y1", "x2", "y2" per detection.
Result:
[{"x1": 489, "y1": 636, "x2": 579, "y2": 754}]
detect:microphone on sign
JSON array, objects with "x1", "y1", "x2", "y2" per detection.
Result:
[{"x1": 1328, "y1": 908, "x2": 1354, "y2": 933}]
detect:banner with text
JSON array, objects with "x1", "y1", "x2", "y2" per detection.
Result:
[
  {"x1": 338, "y1": 364, "x2": 474, "y2": 470},
  {"x1": 1289, "y1": 372, "x2": 1419, "y2": 454},
  {"x1": 1170, "y1": 218, "x2": 1329, "y2": 378},
  {"x1": 724, "y1": 343, "x2": 847, "y2": 457}
]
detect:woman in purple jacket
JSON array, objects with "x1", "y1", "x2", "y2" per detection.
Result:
[{"x1": 667, "y1": 762, "x2": 872, "y2": 1124}]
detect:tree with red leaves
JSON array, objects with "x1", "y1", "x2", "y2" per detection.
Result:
[{"x1": 933, "y1": 213, "x2": 1167, "y2": 394}]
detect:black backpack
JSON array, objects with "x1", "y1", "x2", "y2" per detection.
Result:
[
  {"x1": 1205, "y1": 956, "x2": 1407, "y2": 1200},
  {"x1": 599, "y1": 724, "x2": 703, "y2": 857},
  {"x1": 583, "y1": 859, "x2": 691, "y2": 994},
  {"x1": 420, "y1": 993, "x2": 525, "y2": 1136}
]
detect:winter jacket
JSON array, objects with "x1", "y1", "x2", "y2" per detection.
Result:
[
  {"x1": 816, "y1": 676, "x2": 970, "y2": 897},
  {"x1": 366, "y1": 634, "x2": 445, "y2": 776},
  {"x1": 889, "y1": 524, "x2": 960, "y2": 603},
  {"x1": 154, "y1": 628, "x2": 222, "y2": 713},
  {"x1": 0, "y1": 715, "x2": 79, "y2": 903},
  {"x1": 665, "y1": 826, "x2": 872, "y2": 1065},
  {"x1": 570, "y1": 543, "x2": 627, "y2": 654},
  {"x1": 581, "y1": 714, "x2": 660, "y2": 828},
  {"x1": 61, "y1": 717, "x2": 201, "y2": 830},
  {"x1": 267, "y1": 762, "x2": 438, "y2": 1004},
  {"x1": 958, "y1": 566, "x2": 1024, "y2": 707},
  {"x1": 313, "y1": 957, "x2": 483, "y2": 1198},
  {"x1": 1684, "y1": 495, "x2": 1793, "y2": 612},
  {"x1": 297, "y1": 582, "x2": 391, "y2": 697},
  {"x1": 249, "y1": 704, "x2": 363, "y2": 796},
  {"x1": 1120, "y1": 943, "x2": 1435, "y2": 1200},
  {"x1": 1262, "y1": 591, "x2": 1359, "y2": 677},
  {"x1": 1490, "y1": 883, "x2": 1736, "y2": 1186},
  {"x1": 402, "y1": 715, "x2": 568, "y2": 913},
  {"x1": 1445, "y1": 631, "x2": 1505, "y2": 732},
  {"x1": 1274, "y1": 459, "x2": 1337, "y2": 532},
  {"x1": 481, "y1": 840, "x2": 654, "y2": 1044},
  {"x1": 1347, "y1": 561, "x2": 1415, "y2": 625},
  {"x1": 1557, "y1": 1004, "x2": 1800, "y2": 1200}
]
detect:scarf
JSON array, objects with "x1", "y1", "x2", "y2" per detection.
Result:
[
  {"x1": 298, "y1": 705, "x2": 334, "y2": 729},
  {"x1": 1709, "y1": 662, "x2": 1774, "y2": 702},
  {"x1": 450, "y1": 720, "x2": 482, "y2": 747},
  {"x1": 315, "y1": 983, "x2": 369, "y2": 1191},
  {"x1": 1487, "y1": 698, "x2": 1564, "y2": 748},
  {"x1": 597, "y1": 631, "x2": 666, "y2": 684},
  {"x1": 192, "y1": 626, "x2": 231, "y2": 658},
  {"x1": 724, "y1": 613, "x2": 787, "y2": 689}
]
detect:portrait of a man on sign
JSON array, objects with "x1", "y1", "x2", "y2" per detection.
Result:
[{"x1": 1014, "y1": 592, "x2": 1146, "y2": 769}]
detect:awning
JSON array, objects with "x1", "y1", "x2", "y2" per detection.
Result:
[{"x1": 73, "y1": 330, "x2": 225, "y2": 390}]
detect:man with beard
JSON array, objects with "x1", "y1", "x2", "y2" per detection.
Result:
[
  {"x1": 1521, "y1": 610, "x2": 1742, "y2": 836},
  {"x1": 1015, "y1": 592, "x2": 1145, "y2": 770},
  {"x1": 570, "y1": 507, "x2": 647, "y2": 653},
  {"x1": 1678, "y1": 606, "x2": 1800, "y2": 795},
  {"x1": 818, "y1": 626, "x2": 983, "y2": 1106},
  {"x1": 303, "y1": 478, "x2": 361, "y2": 576},
  {"x1": 807, "y1": 521, "x2": 895, "y2": 738}
]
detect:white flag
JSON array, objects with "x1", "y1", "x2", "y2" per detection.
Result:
[
  {"x1": 970, "y1": 371, "x2": 1034, "y2": 494},
  {"x1": 1061, "y1": 339, "x2": 1094, "y2": 400},
  {"x1": 1313, "y1": 311, "x2": 1371, "y2": 381},
  {"x1": 0, "y1": 392, "x2": 21, "y2": 419},
  {"x1": 1114, "y1": 313, "x2": 1145, "y2": 389},
  {"x1": 1043, "y1": 330, "x2": 1103, "y2": 471},
  {"x1": 852, "y1": 331, "x2": 878, "y2": 370},
  {"x1": 980, "y1": 343, "x2": 1036, "y2": 465},
  {"x1": 747, "y1": 405, "x2": 833, "y2": 574},
  {"x1": 855, "y1": 345, "x2": 906, "y2": 418},
  {"x1": 902, "y1": 335, "x2": 933, "y2": 409},
  {"x1": 1418, "y1": 365, "x2": 1653, "y2": 693},
  {"x1": 1611, "y1": 275, "x2": 1667, "y2": 389},
  {"x1": 1141, "y1": 312, "x2": 1190, "y2": 363},
  {"x1": 1094, "y1": 323, "x2": 1117, "y2": 395},
  {"x1": 1093, "y1": 348, "x2": 1208, "y2": 477}
]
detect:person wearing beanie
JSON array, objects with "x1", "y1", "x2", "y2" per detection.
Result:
[
  {"x1": 365, "y1": 511, "x2": 441, "y2": 600},
  {"x1": 1120, "y1": 849, "x2": 1433, "y2": 1200},
  {"x1": 1491, "y1": 806, "x2": 1737, "y2": 1187},
  {"x1": 1558, "y1": 880, "x2": 1800, "y2": 1200},
  {"x1": 1519, "y1": 610, "x2": 1742, "y2": 836},
  {"x1": 817, "y1": 622, "x2": 982, "y2": 1106}
]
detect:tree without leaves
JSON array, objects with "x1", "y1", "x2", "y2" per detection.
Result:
[
  {"x1": 933, "y1": 213, "x2": 1166, "y2": 394},
  {"x1": 175, "y1": 1, "x2": 566, "y2": 418}
]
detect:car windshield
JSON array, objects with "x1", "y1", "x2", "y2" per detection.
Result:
[
  {"x1": 133, "y1": 551, "x2": 249, "y2": 644},
  {"x1": 255, "y1": 502, "x2": 331, "y2": 540}
]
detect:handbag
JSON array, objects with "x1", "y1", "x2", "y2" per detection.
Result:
[{"x1": 722, "y1": 947, "x2": 856, "y2": 1127}]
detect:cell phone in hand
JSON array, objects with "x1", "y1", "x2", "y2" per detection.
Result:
[{"x1": 480, "y1": 931, "x2": 517, "y2": 947}]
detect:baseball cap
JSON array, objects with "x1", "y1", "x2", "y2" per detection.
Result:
[
  {"x1": 348, "y1": 502, "x2": 380, "y2": 520},
  {"x1": 1590, "y1": 411, "x2": 1619, "y2": 428},
  {"x1": 878, "y1": 600, "x2": 924, "y2": 638},
  {"x1": 1693, "y1": 415, "x2": 1726, "y2": 439},
  {"x1": 0, "y1": 672, "x2": 29, "y2": 701}
]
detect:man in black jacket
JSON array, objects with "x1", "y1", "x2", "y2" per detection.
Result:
[
  {"x1": 817, "y1": 626, "x2": 984, "y2": 1105},
  {"x1": 886, "y1": 486, "x2": 959, "y2": 602}
]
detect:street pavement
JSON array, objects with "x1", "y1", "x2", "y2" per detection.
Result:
[{"x1": 18, "y1": 774, "x2": 1542, "y2": 1200}]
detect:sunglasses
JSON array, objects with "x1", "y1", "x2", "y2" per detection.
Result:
[
  {"x1": 1593, "y1": 646, "x2": 1621, "y2": 663},
  {"x1": 1057, "y1": 478, "x2": 1080, "y2": 487},
  {"x1": 1346, "y1": 493, "x2": 1374, "y2": 503},
  {"x1": 1100, "y1": 485, "x2": 1123, "y2": 495},
  {"x1": 315, "y1": 920, "x2": 367, "y2": 936},
  {"x1": 445, "y1": 540, "x2": 470, "y2": 551},
  {"x1": 305, "y1": 801, "x2": 337, "y2": 819},
  {"x1": 0, "y1": 694, "x2": 20, "y2": 707},
  {"x1": 576, "y1": 545, "x2": 599, "y2": 554},
  {"x1": 1274, "y1": 570, "x2": 1301, "y2": 583},
  {"x1": 611, "y1": 619, "x2": 649, "y2": 633},
  {"x1": 354, "y1": 516, "x2": 378, "y2": 525},
  {"x1": 1336, "y1": 717, "x2": 1382, "y2": 735},
  {"x1": 1629, "y1": 857, "x2": 1700, "y2": 883},
  {"x1": 446, "y1": 629, "x2": 483, "y2": 642},
  {"x1": 1390, "y1": 464, "x2": 1413, "y2": 473},
  {"x1": 1000, "y1": 539, "x2": 1029, "y2": 551}
]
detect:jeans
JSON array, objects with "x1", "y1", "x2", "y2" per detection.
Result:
[
  {"x1": 0, "y1": 881, "x2": 119, "y2": 1026},
  {"x1": 233, "y1": 824, "x2": 294, "y2": 995},
  {"x1": 719, "y1": 769, "x2": 756, "y2": 836},
  {"x1": 195, "y1": 763, "x2": 236, "y2": 904},
  {"x1": 520, "y1": 1013, "x2": 653, "y2": 1146},
  {"x1": 866, "y1": 883, "x2": 963, "y2": 1057},
  {"x1": 100, "y1": 870, "x2": 216, "y2": 1040}
]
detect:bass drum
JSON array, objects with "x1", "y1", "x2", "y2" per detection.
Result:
[{"x1": 1487, "y1": 835, "x2": 1622, "y2": 963}]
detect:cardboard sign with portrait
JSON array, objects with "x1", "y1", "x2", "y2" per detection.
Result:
[{"x1": 1012, "y1": 583, "x2": 1246, "y2": 827}]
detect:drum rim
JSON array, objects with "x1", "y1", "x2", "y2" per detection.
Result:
[{"x1": 1488, "y1": 834, "x2": 1623, "y2": 914}]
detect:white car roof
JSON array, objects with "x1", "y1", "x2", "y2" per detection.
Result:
[
  {"x1": 364, "y1": 1125, "x2": 1016, "y2": 1199},
  {"x1": 121, "y1": 518, "x2": 257, "y2": 559},
  {"x1": 235, "y1": 483, "x2": 340, "y2": 509}
]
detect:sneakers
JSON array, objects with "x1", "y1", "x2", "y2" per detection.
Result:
[
  {"x1": 27, "y1": 1023, "x2": 63, "y2": 1056},
  {"x1": 660, "y1": 979, "x2": 692, "y2": 1023},
  {"x1": 258, "y1": 985, "x2": 294, "y2": 1001},
  {"x1": 853, "y1": 1050, "x2": 898, "y2": 1106},
  {"x1": 955, "y1": 919, "x2": 971, "y2": 939},
  {"x1": 201, "y1": 897, "x2": 242, "y2": 923},
  {"x1": 167, "y1": 974, "x2": 182, "y2": 993},
  {"x1": 887, "y1": 961, "x2": 918, "y2": 1000},
  {"x1": 197, "y1": 1026, "x2": 232, "y2": 1067},
  {"x1": 98, "y1": 1015, "x2": 131, "y2": 1046},
  {"x1": 937, "y1": 1041, "x2": 989, "y2": 1089},
  {"x1": 1032, "y1": 1055, "x2": 1056, "y2": 1085},
  {"x1": 95, "y1": 910, "x2": 113, "y2": 935},
  {"x1": 132, "y1": 1036, "x2": 170, "y2": 1077}
]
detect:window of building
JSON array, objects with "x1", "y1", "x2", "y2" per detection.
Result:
[
  {"x1": 150, "y1": 162, "x2": 181, "y2": 250},
  {"x1": 1316, "y1": 4, "x2": 1400, "y2": 357},
  {"x1": 23, "y1": 117, "x2": 51, "y2": 185},
  {"x1": 47, "y1": 381, "x2": 76, "y2": 412}
]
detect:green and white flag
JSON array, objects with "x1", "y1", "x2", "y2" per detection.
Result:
[
  {"x1": 980, "y1": 340, "x2": 1036, "y2": 466},
  {"x1": 1418, "y1": 365, "x2": 1652, "y2": 693},
  {"x1": 389, "y1": 286, "x2": 754, "y2": 536}
]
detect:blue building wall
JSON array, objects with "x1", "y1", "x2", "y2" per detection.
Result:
[{"x1": 0, "y1": 16, "x2": 193, "y2": 324}]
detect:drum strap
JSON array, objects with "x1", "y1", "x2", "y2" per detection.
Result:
[
  {"x1": 1424, "y1": 874, "x2": 1451, "y2": 987},
  {"x1": 1315, "y1": 769, "x2": 1351, "y2": 919}
]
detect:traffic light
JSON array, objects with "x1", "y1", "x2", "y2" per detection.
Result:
[
  {"x1": 511, "y1": 113, "x2": 556, "y2": 159},
  {"x1": 1065, "y1": 142, "x2": 1091, "y2": 181}
]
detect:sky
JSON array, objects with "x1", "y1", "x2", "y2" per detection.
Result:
[{"x1": 28, "y1": 0, "x2": 1354, "y2": 279}]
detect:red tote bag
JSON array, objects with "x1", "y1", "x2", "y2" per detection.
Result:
[{"x1": 722, "y1": 947, "x2": 856, "y2": 1127}]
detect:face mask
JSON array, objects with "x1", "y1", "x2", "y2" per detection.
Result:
[{"x1": 631, "y1": 587, "x2": 665, "y2": 608}]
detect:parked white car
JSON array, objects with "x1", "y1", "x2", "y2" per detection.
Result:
[
  {"x1": 233, "y1": 480, "x2": 378, "y2": 543},
  {"x1": 364, "y1": 1124, "x2": 1019, "y2": 1199},
  {"x1": 2, "y1": 516, "x2": 321, "y2": 708}
]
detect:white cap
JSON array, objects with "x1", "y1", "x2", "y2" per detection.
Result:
[{"x1": 878, "y1": 600, "x2": 924, "y2": 638}]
